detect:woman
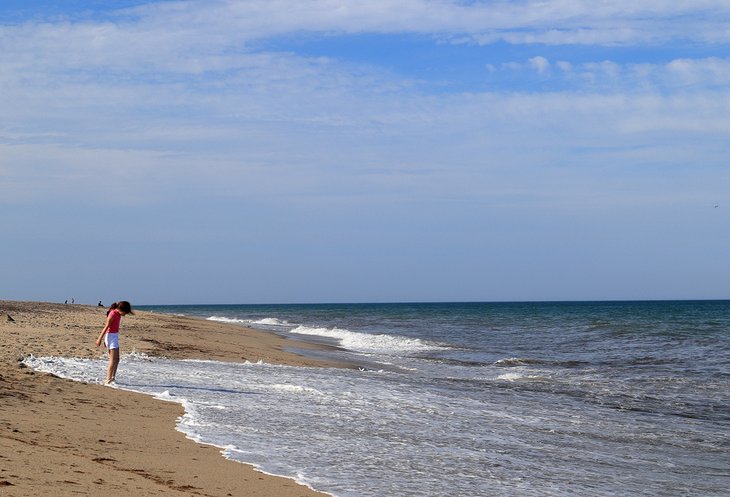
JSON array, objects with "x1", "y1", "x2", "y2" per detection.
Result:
[{"x1": 96, "y1": 300, "x2": 132, "y2": 384}]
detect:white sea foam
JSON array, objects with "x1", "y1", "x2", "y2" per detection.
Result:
[
  {"x1": 207, "y1": 316, "x2": 294, "y2": 329},
  {"x1": 23, "y1": 355, "x2": 104, "y2": 384},
  {"x1": 208, "y1": 315, "x2": 446, "y2": 356},
  {"x1": 251, "y1": 317, "x2": 292, "y2": 326},
  {"x1": 289, "y1": 325, "x2": 447, "y2": 355},
  {"x1": 154, "y1": 390, "x2": 177, "y2": 401},
  {"x1": 496, "y1": 372, "x2": 549, "y2": 382},
  {"x1": 269, "y1": 384, "x2": 325, "y2": 396},
  {"x1": 207, "y1": 316, "x2": 248, "y2": 324},
  {"x1": 21, "y1": 354, "x2": 496, "y2": 497},
  {"x1": 124, "y1": 350, "x2": 156, "y2": 361},
  {"x1": 494, "y1": 357, "x2": 544, "y2": 367}
]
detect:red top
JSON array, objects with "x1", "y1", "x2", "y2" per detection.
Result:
[{"x1": 107, "y1": 309, "x2": 122, "y2": 333}]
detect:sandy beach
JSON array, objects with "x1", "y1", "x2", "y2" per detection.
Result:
[{"x1": 0, "y1": 301, "x2": 343, "y2": 497}]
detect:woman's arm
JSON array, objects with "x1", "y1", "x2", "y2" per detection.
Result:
[{"x1": 96, "y1": 314, "x2": 113, "y2": 347}]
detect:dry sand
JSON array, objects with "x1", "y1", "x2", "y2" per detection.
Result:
[{"x1": 0, "y1": 301, "x2": 347, "y2": 497}]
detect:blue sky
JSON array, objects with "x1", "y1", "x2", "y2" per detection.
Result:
[{"x1": 1, "y1": 1, "x2": 729, "y2": 304}]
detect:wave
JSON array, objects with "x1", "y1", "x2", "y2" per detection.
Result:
[
  {"x1": 205, "y1": 314, "x2": 449, "y2": 356},
  {"x1": 289, "y1": 325, "x2": 448, "y2": 355},
  {"x1": 421, "y1": 357, "x2": 493, "y2": 367},
  {"x1": 496, "y1": 372, "x2": 551, "y2": 382},
  {"x1": 494, "y1": 357, "x2": 546, "y2": 367},
  {"x1": 207, "y1": 316, "x2": 249, "y2": 324},
  {"x1": 207, "y1": 316, "x2": 295, "y2": 329},
  {"x1": 269, "y1": 384, "x2": 325, "y2": 396},
  {"x1": 494, "y1": 357, "x2": 589, "y2": 369},
  {"x1": 250, "y1": 317, "x2": 292, "y2": 326}
]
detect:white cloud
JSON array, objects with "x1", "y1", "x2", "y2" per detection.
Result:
[
  {"x1": 492, "y1": 56, "x2": 730, "y2": 92},
  {"x1": 10, "y1": 0, "x2": 730, "y2": 50},
  {"x1": 3, "y1": 1, "x2": 729, "y2": 91},
  {"x1": 556, "y1": 60, "x2": 573, "y2": 72},
  {"x1": 665, "y1": 57, "x2": 730, "y2": 87},
  {"x1": 2, "y1": 2, "x2": 729, "y2": 305},
  {"x1": 528, "y1": 56, "x2": 550, "y2": 74},
  {"x1": 1, "y1": 0, "x2": 729, "y2": 211}
]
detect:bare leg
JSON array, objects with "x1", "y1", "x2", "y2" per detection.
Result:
[{"x1": 107, "y1": 349, "x2": 120, "y2": 383}]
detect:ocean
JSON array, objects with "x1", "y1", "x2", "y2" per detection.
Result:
[{"x1": 26, "y1": 301, "x2": 729, "y2": 496}]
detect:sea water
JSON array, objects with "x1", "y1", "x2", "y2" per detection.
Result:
[{"x1": 25, "y1": 301, "x2": 730, "y2": 496}]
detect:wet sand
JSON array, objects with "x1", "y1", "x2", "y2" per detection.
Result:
[{"x1": 0, "y1": 300, "x2": 345, "y2": 497}]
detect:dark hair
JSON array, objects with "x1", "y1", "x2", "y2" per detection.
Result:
[
  {"x1": 116, "y1": 301, "x2": 133, "y2": 314},
  {"x1": 106, "y1": 302, "x2": 118, "y2": 316}
]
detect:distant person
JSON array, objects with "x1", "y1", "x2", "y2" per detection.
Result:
[
  {"x1": 95, "y1": 301, "x2": 133, "y2": 385},
  {"x1": 98, "y1": 301, "x2": 103, "y2": 307}
]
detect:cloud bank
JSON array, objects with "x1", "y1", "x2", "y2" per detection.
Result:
[{"x1": 1, "y1": 0, "x2": 728, "y2": 302}]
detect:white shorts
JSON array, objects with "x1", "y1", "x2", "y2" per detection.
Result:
[{"x1": 105, "y1": 333, "x2": 119, "y2": 350}]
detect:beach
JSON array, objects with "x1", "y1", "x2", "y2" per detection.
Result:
[
  {"x1": 0, "y1": 301, "x2": 340, "y2": 497},
  {"x1": 5, "y1": 300, "x2": 728, "y2": 497}
]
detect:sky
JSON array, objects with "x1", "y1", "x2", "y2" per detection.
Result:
[{"x1": 1, "y1": 0, "x2": 729, "y2": 305}]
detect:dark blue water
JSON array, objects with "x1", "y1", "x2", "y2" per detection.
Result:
[
  {"x1": 43, "y1": 300, "x2": 729, "y2": 496},
  {"x1": 140, "y1": 300, "x2": 730, "y2": 394}
]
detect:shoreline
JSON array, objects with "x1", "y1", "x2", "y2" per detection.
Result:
[{"x1": 0, "y1": 300, "x2": 346, "y2": 497}]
